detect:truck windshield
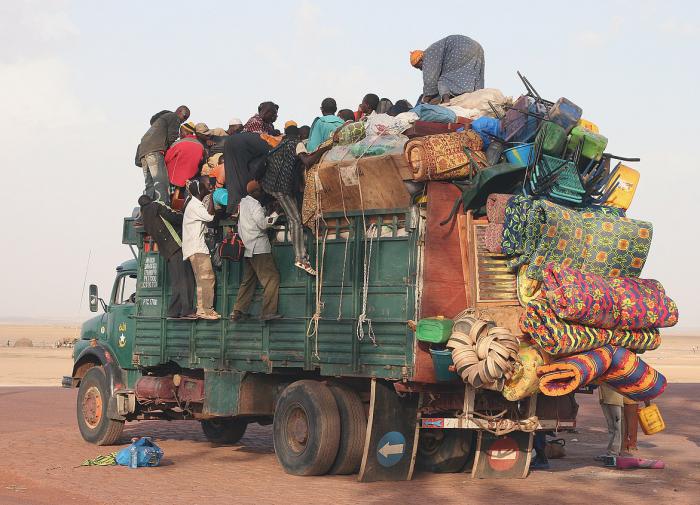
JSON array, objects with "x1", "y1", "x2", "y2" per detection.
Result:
[{"x1": 113, "y1": 274, "x2": 137, "y2": 305}]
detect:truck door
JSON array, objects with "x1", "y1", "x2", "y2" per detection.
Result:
[{"x1": 107, "y1": 272, "x2": 137, "y2": 368}]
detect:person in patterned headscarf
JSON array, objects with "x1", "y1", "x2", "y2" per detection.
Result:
[{"x1": 411, "y1": 34, "x2": 485, "y2": 105}]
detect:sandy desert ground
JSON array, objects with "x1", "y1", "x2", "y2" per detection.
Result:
[{"x1": 0, "y1": 324, "x2": 697, "y2": 386}]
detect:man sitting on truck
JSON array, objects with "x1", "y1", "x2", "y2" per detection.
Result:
[
  {"x1": 137, "y1": 195, "x2": 196, "y2": 319},
  {"x1": 182, "y1": 179, "x2": 221, "y2": 320},
  {"x1": 136, "y1": 105, "x2": 190, "y2": 203},
  {"x1": 231, "y1": 180, "x2": 281, "y2": 322},
  {"x1": 410, "y1": 34, "x2": 485, "y2": 104}
]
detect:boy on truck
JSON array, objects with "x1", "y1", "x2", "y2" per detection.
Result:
[{"x1": 182, "y1": 179, "x2": 220, "y2": 320}]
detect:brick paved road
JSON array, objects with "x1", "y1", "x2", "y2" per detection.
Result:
[{"x1": 0, "y1": 385, "x2": 697, "y2": 505}]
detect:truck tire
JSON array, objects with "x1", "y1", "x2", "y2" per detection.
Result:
[
  {"x1": 416, "y1": 429, "x2": 474, "y2": 473},
  {"x1": 327, "y1": 383, "x2": 367, "y2": 475},
  {"x1": 201, "y1": 418, "x2": 248, "y2": 445},
  {"x1": 273, "y1": 380, "x2": 341, "y2": 476},
  {"x1": 76, "y1": 366, "x2": 124, "y2": 445}
]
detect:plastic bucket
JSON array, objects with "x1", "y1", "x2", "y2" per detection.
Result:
[
  {"x1": 430, "y1": 348, "x2": 460, "y2": 382},
  {"x1": 503, "y1": 143, "x2": 534, "y2": 167}
]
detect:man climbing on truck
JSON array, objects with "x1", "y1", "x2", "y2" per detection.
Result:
[{"x1": 231, "y1": 180, "x2": 282, "y2": 321}]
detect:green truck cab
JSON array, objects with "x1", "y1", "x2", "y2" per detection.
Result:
[{"x1": 65, "y1": 178, "x2": 575, "y2": 481}]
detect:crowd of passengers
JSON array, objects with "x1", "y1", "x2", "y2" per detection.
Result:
[{"x1": 135, "y1": 35, "x2": 485, "y2": 322}]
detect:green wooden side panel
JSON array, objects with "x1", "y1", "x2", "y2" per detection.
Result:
[
  {"x1": 131, "y1": 209, "x2": 417, "y2": 379},
  {"x1": 203, "y1": 370, "x2": 242, "y2": 416}
]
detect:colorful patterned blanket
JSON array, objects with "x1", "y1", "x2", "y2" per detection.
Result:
[
  {"x1": 544, "y1": 264, "x2": 679, "y2": 330},
  {"x1": 501, "y1": 198, "x2": 650, "y2": 281},
  {"x1": 521, "y1": 299, "x2": 661, "y2": 356},
  {"x1": 537, "y1": 345, "x2": 666, "y2": 401},
  {"x1": 404, "y1": 130, "x2": 484, "y2": 182},
  {"x1": 537, "y1": 345, "x2": 613, "y2": 396},
  {"x1": 601, "y1": 346, "x2": 667, "y2": 402}
]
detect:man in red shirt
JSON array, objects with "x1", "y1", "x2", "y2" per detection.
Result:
[{"x1": 165, "y1": 122, "x2": 205, "y2": 188}]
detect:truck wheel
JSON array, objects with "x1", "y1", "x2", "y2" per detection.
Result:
[
  {"x1": 327, "y1": 383, "x2": 367, "y2": 475},
  {"x1": 417, "y1": 429, "x2": 474, "y2": 473},
  {"x1": 273, "y1": 380, "x2": 340, "y2": 476},
  {"x1": 201, "y1": 418, "x2": 248, "y2": 444},
  {"x1": 76, "y1": 366, "x2": 124, "y2": 445}
]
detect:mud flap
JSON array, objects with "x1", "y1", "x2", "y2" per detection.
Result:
[
  {"x1": 357, "y1": 379, "x2": 420, "y2": 482},
  {"x1": 471, "y1": 430, "x2": 533, "y2": 479}
]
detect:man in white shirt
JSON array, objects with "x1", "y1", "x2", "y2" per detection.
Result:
[
  {"x1": 182, "y1": 179, "x2": 220, "y2": 320},
  {"x1": 231, "y1": 181, "x2": 281, "y2": 322}
]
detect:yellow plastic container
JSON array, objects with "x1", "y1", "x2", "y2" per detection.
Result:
[
  {"x1": 577, "y1": 118, "x2": 599, "y2": 133},
  {"x1": 605, "y1": 164, "x2": 640, "y2": 211},
  {"x1": 638, "y1": 403, "x2": 665, "y2": 435}
]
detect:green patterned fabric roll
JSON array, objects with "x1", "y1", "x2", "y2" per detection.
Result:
[{"x1": 336, "y1": 121, "x2": 366, "y2": 145}]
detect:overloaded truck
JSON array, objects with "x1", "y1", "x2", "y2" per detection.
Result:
[{"x1": 65, "y1": 154, "x2": 576, "y2": 481}]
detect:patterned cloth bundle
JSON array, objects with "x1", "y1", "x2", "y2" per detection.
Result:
[
  {"x1": 537, "y1": 345, "x2": 666, "y2": 402},
  {"x1": 543, "y1": 264, "x2": 679, "y2": 330},
  {"x1": 484, "y1": 193, "x2": 512, "y2": 254},
  {"x1": 521, "y1": 299, "x2": 661, "y2": 356},
  {"x1": 537, "y1": 345, "x2": 613, "y2": 396},
  {"x1": 600, "y1": 346, "x2": 667, "y2": 401},
  {"x1": 501, "y1": 198, "x2": 651, "y2": 281},
  {"x1": 404, "y1": 130, "x2": 485, "y2": 182}
]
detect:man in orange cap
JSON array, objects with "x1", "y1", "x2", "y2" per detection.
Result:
[
  {"x1": 231, "y1": 180, "x2": 282, "y2": 322},
  {"x1": 410, "y1": 34, "x2": 484, "y2": 104}
]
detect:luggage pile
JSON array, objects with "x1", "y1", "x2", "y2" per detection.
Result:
[{"x1": 412, "y1": 72, "x2": 678, "y2": 409}]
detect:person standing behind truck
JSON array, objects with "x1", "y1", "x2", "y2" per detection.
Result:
[
  {"x1": 410, "y1": 34, "x2": 484, "y2": 104},
  {"x1": 137, "y1": 195, "x2": 196, "y2": 319},
  {"x1": 136, "y1": 105, "x2": 190, "y2": 203},
  {"x1": 231, "y1": 181, "x2": 281, "y2": 322},
  {"x1": 182, "y1": 179, "x2": 221, "y2": 320}
]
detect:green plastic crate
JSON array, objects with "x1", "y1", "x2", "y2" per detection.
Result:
[
  {"x1": 416, "y1": 317, "x2": 454, "y2": 344},
  {"x1": 537, "y1": 121, "x2": 568, "y2": 156},
  {"x1": 566, "y1": 125, "x2": 608, "y2": 161}
]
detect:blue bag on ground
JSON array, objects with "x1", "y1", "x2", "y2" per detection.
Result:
[{"x1": 115, "y1": 437, "x2": 164, "y2": 467}]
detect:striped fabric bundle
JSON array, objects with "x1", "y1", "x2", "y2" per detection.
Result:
[
  {"x1": 537, "y1": 345, "x2": 614, "y2": 396},
  {"x1": 521, "y1": 299, "x2": 661, "y2": 356},
  {"x1": 601, "y1": 346, "x2": 667, "y2": 402}
]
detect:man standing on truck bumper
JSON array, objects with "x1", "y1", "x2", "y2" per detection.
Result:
[
  {"x1": 138, "y1": 195, "x2": 196, "y2": 318},
  {"x1": 231, "y1": 180, "x2": 281, "y2": 321},
  {"x1": 136, "y1": 105, "x2": 190, "y2": 203}
]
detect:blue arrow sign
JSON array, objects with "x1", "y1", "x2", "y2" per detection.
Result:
[{"x1": 376, "y1": 431, "x2": 406, "y2": 467}]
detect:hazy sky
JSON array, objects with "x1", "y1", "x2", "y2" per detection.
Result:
[{"x1": 1, "y1": 0, "x2": 698, "y2": 329}]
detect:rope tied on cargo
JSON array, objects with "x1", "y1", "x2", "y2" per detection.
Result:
[
  {"x1": 472, "y1": 410, "x2": 539, "y2": 436},
  {"x1": 357, "y1": 223, "x2": 377, "y2": 345},
  {"x1": 306, "y1": 184, "x2": 328, "y2": 359}
]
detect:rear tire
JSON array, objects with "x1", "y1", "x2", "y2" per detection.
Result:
[
  {"x1": 273, "y1": 380, "x2": 340, "y2": 476},
  {"x1": 201, "y1": 418, "x2": 248, "y2": 444},
  {"x1": 417, "y1": 429, "x2": 475, "y2": 473},
  {"x1": 327, "y1": 383, "x2": 367, "y2": 475},
  {"x1": 76, "y1": 366, "x2": 124, "y2": 446}
]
